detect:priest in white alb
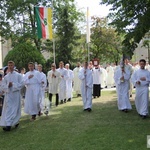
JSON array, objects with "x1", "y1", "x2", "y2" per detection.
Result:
[
  {"x1": 73, "y1": 62, "x2": 82, "y2": 97},
  {"x1": 79, "y1": 62, "x2": 93, "y2": 112},
  {"x1": 114, "y1": 64, "x2": 132, "y2": 112},
  {"x1": 65, "y1": 64, "x2": 74, "y2": 101},
  {"x1": 106, "y1": 64, "x2": 114, "y2": 88},
  {"x1": 37, "y1": 64, "x2": 47, "y2": 115},
  {"x1": 0, "y1": 61, "x2": 23, "y2": 131},
  {"x1": 131, "y1": 59, "x2": 150, "y2": 119},
  {"x1": 57, "y1": 61, "x2": 69, "y2": 104},
  {"x1": 24, "y1": 62, "x2": 42, "y2": 121}
]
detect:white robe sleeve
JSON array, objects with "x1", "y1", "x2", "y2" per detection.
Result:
[
  {"x1": 78, "y1": 69, "x2": 85, "y2": 80},
  {"x1": 12, "y1": 74, "x2": 24, "y2": 92},
  {"x1": 41, "y1": 73, "x2": 47, "y2": 90},
  {"x1": 69, "y1": 71, "x2": 74, "y2": 80},
  {"x1": 24, "y1": 72, "x2": 31, "y2": 85},
  {"x1": 114, "y1": 69, "x2": 121, "y2": 85},
  {"x1": 123, "y1": 71, "x2": 130, "y2": 81},
  {"x1": 64, "y1": 70, "x2": 69, "y2": 80},
  {"x1": 2, "y1": 77, "x2": 9, "y2": 93},
  {"x1": 86, "y1": 70, "x2": 93, "y2": 88},
  {"x1": 131, "y1": 71, "x2": 138, "y2": 86}
]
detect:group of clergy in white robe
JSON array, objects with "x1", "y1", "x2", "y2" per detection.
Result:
[
  {"x1": 114, "y1": 59, "x2": 150, "y2": 119},
  {"x1": 0, "y1": 61, "x2": 49, "y2": 131}
]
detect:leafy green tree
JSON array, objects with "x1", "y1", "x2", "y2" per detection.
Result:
[
  {"x1": 52, "y1": 0, "x2": 84, "y2": 64},
  {"x1": 0, "y1": 0, "x2": 84, "y2": 66},
  {"x1": 100, "y1": 0, "x2": 150, "y2": 57},
  {"x1": 142, "y1": 40, "x2": 150, "y2": 63},
  {"x1": 90, "y1": 16, "x2": 122, "y2": 64},
  {"x1": 0, "y1": 0, "x2": 52, "y2": 50},
  {"x1": 3, "y1": 42, "x2": 46, "y2": 71}
]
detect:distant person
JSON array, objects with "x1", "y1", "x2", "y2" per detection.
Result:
[
  {"x1": 20, "y1": 68, "x2": 26, "y2": 106},
  {"x1": 106, "y1": 64, "x2": 114, "y2": 88},
  {"x1": 65, "y1": 64, "x2": 74, "y2": 101},
  {"x1": 92, "y1": 65, "x2": 102, "y2": 98},
  {"x1": 0, "y1": 61, "x2": 23, "y2": 131},
  {"x1": 131, "y1": 59, "x2": 150, "y2": 119},
  {"x1": 124, "y1": 58, "x2": 133, "y2": 97},
  {"x1": 79, "y1": 62, "x2": 93, "y2": 112},
  {"x1": 0, "y1": 73, "x2": 4, "y2": 116},
  {"x1": 73, "y1": 62, "x2": 82, "y2": 97},
  {"x1": 37, "y1": 64, "x2": 47, "y2": 115}
]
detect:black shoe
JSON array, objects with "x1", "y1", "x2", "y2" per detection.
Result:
[
  {"x1": 77, "y1": 94, "x2": 81, "y2": 97},
  {"x1": 83, "y1": 108, "x2": 88, "y2": 111},
  {"x1": 67, "y1": 98, "x2": 71, "y2": 102},
  {"x1": 60, "y1": 100, "x2": 63, "y2": 104},
  {"x1": 93, "y1": 96, "x2": 96, "y2": 99},
  {"x1": 15, "y1": 123, "x2": 19, "y2": 128},
  {"x1": 3, "y1": 126, "x2": 11, "y2": 131},
  {"x1": 124, "y1": 109, "x2": 128, "y2": 113},
  {"x1": 130, "y1": 94, "x2": 132, "y2": 97},
  {"x1": 141, "y1": 115, "x2": 147, "y2": 119},
  {"x1": 44, "y1": 111, "x2": 48, "y2": 116},
  {"x1": 87, "y1": 108, "x2": 92, "y2": 112},
  {"x1": 38, "y1": 111, "x2": 43, "y2": 116}
]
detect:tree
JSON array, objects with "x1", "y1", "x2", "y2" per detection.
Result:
[
  {"x1": 90, "y1": 16, "x2": 122, "y2": 64},
  {"x1": 3, "y1": 42, "x2": 46, "y2": 71},
  {"x1": 100, "y1": 0, "x2": 150, "y2": 56},
  {"x1": 52, "y1": 0, "x2": 84, "y2": 64},
  {"x1": 0, "y1": 0, "x2": 84, "y2": 65},
  {"x1": 0, "y1": 0, "x2": 52, "y2": 50},
  {"x1": 142, "y1": 40, "x2": 150, "y2": 63}
]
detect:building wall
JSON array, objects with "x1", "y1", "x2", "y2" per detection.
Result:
[
  {"x1": 0, "y1": 37, "x2": 12, "y2": 68},
  {"x1": 134, "y1": 40, "x2": 148, "y2": 62}
]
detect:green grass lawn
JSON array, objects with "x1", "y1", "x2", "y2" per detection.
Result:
[{"x1": 0, "y1": 90, "x2": 150, "y2": 150}]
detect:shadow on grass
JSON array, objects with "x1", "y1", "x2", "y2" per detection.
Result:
[{"x1": 0, "y1": 94, "x2": 149, "y2": 150}]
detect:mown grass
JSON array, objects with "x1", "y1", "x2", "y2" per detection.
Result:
[{"x1": 0, "y1": 90, "x2": 149, "y2": 150}]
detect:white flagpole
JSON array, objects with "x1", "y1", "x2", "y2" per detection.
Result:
[
  {"x1": 52, "y1": 0, "x2": 55, "y2": 64},
  {"x1": 86, "y1": 7, "x2": 90, "y2": 62}
]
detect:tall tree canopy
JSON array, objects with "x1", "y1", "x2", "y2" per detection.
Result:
[
  {"x1": 100, "y1": 0, "x2": 150, "y2": 57},
  {"x1": 90, "y1": 16, "x2": 122, "y2": 64},
  {"x1": 52, "y1": 0, "x2": 83, "y2": 64}
]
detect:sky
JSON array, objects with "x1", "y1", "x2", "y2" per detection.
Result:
[{"x1": 75, "y1": 0, "x2": 111, "y2": 17}]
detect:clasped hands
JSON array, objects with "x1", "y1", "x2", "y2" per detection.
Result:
[
  {"x1": 136, "y1": 77, "x2": 146, "y2": 85},
  {"x1": 28, "y1": 74, "x2": 34, "y2": 79},
  {"x1": 8, "y1": 82, "x2": 13, "y2": 87}
]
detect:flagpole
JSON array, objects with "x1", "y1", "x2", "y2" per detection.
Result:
[
  {"x1": 86, "y1": 7, "x2": 90, "y2": 62},
  {"x1": 88, "y1": 42, "x2": 90, "y2": 62},
  {"x1": 52, "y1": 0, "x2": 55, "y2": 64}
]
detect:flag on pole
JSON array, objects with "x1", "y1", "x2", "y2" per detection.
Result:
[
  {"x1": 86, "y1": 7, "x2": 90, "y2": 43},
  {"x1": 34, "y1": 7, "x2": 53, "y2": 40}
]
